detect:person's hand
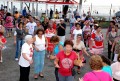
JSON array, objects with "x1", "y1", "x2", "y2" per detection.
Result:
[
  {"x1": 109, "y1": 41, "x2": 112, "y2": 45},
  {"x1": 35, "y1": 47, "x2": 39, "y2": 52},
  {"x1": 79, "y1": 62, "x2": 83, "y2": 67},
  {"x1": 29, "y1": 59, "x2": 33, "y2": 64},
  {"x1": 55, "y1": 64, "x2": 60, "y2": 68},
  {"x1": 87, "y1": 54, "x2": 90, "y2": 57},
  {"x1": 111, "y1": 48, "x2": 113, "y2": 52},
  {"x1": 79, "y1": 78, "x2": 83, "y2": 81},
  {"x1": 14, "y1": 41, "x2": 16, "y2": 45}
]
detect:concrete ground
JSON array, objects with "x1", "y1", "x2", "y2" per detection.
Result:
[{"x1": 0, "y1": 25, "x2": 118, "y2": 81}]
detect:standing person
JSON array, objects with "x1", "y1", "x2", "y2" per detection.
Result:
[
  {"x1": 45, "y1": 24, "x2": 56, "y2": 56},
  {"x1": 50, "y1": 9, "x2": 53, "y2": 19},
  {"x1": 90, "y1": 26, "x2": 104, "y2": 54},
  {"x1": 111, "y1": 34, "x2": 120, "y2": 61},
  {"x1": 42, "y1": 18, "x2": 49, "y2": 31},
  {"x1": 79, "y1": 55, "x2": 112, "y2": 81},
  {"x1": 107, "y1": 27, "x2": 118, "y2": 60},
  {"x1": 72, "y1": 23, "x2": 82, "y2": 40},
  {"x1": 15, "y1": 22, "x2": 26, "y2": 61},
  {"x1": 69, "y1": 15, "x2": 76, "y2": 30},
  {"x1": 18, "y1": 35, "x2": 33, "y2": 81},
  {"x1": 106, "y1": 21, "x2": 116, "y2": 38},
  {"x1": 26, "y1": 15, "x2": 37, "y2": 35},
  {"x1": 34, "y1": 20, "x2": 44, "y2": 34},
  {"x1": 4, "y1": 13, "x2": 14, "y2": 37},
  {"x1": 54, "y1": 40, "x2": 81, "y2": 81},
  {"x1": 0, "y1": 22, "x2": 7, "y2": 63},
  {"x1": 73, "y1": 34, "x2": 90, "y2": 74},
  {"x1": 111, "y1": 54, "x2": 120, "y2": 81},
  {"x1": 50, "y1": 36, "x2": 64, "y2": 81},
  {"x1": 22, "y1": 7, "x2": 27, "y2": 17},
  {"x1": 57, "y1": 19, "x2": 66, "y2": 43},
  {"x1": 33, "y1": 29, "x2": 48, "y2": 79},
  {"x1": 83, "y1": 20, "x2": 91, "y2": 47}
]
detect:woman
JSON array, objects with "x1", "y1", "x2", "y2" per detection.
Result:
[
  {"x1": 15, "y1": 22, "x2": 26, "y2": 60},
  {"x1": 0, "y1": 22, "x2": 7, "y2": 63},
  {"x1": 83, "y1": 20, "x2": 91, "y2": 47},
  {"x1": 111, "y1": 34, "x2": 120, "y2": 61},
  {"x1": 18, "y1": 35, "x2": 33, "y2": 81},
  {"x1": 111, "y1": 54, "x2": 120, "y2": 81},
  {"x1": 50, "y1": 36, "x2": 64, "y2": 81},
  {"x1": 33, "y1": 29, "x2": 48, "y2": 79},
  {"x1": 34, "y1": 20, "x2": 44, "y2": 34},
  {"x1": 79, "y1": 55, "x2": 112, "y2": 81},
  {"x1": 54, "y1": 40, "x2": 81, "y2": 81},
  {"x1": 72, "y1": 34, "x2": 90, "y2": 73},
  {"x1": 45, "y1": 24, "x2": 56, "y2": 56},
  {"x1": 90, "y1": 26, "x2": 104, "y2": 54},
  {"x1": 72, "y1": 23, "x2": 82, "y2": 40},
  {"x1": 106, "y1": 21, "x2": 116, "y2": 38},
  {"x1": 100, "y1": 55, "x2": 112, "y2": 77},
  {"x1": 107, "y1": 27, "x2": 118, "y2": 60},
  {"x1": 4, "y1": 12, "x2": 14, "y2": 37}
]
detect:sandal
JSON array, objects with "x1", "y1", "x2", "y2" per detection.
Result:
[
  {"x1": 39, "y1": 73, "x2": 44, "y2": 78},
  {"x1": 34, "y1": 74, "x2": 38, "y2": 79}
]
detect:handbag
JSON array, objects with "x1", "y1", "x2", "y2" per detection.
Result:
[{"x1": 74, "y1": 52, "x2": 83, "y2": 66}]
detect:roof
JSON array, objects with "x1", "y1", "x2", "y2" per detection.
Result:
[{"x1": 12, "y1": 0, "x2": 78, "y2": 4}]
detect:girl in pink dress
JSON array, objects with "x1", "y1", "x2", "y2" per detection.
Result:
[
  {"x1": 4, "y1": 13, "x2": 14, "y2": 37},
  {"x1": 0, "y1": 22, "x2": 7, "y2": 63},
  {"x1": 45, "y1": 24, "x2": 56, "y2": 56}
]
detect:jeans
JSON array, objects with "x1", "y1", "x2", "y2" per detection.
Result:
[
  {"x1": 55, "y1": 68, "x2": 59, "y2": 81},
  {"x1": 70, "y1": 23, "x2": 74, "y2": 30},
  {"x1": 34, "y1": 50, "x2": 45, "y2": 74},
  {"x1": 19, "y1": 66, "x2": 30, "y2": 81},
  {"x1": 58, "y1": 73, "x2": 74, "y2": 81},
  {"x1": 15, "y1": 39, "x2": 24, "y2": 58}
]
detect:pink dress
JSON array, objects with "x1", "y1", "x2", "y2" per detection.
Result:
[
  {"x1": 83, "y1": 71, "x2": 112, "y2": 81},
  {"x1": 4, "y1": 16, "x2": 14, "y2": 29}
]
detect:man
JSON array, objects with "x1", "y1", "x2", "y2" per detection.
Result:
[
  {"x1": 50, "y1": 9, "x2": 53, "y2": 19},
  {"x1": 57, "y1": 19, "x2": 66, "y2": 43},
  {"x1": 26, "y1": 15, "x2": 37, "y2": 35}
]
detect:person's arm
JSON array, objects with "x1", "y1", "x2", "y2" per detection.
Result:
[
  {"x1": 60, "y1": 24, "x2": 66, "y2": 30},
  {"x1": 45, "y1": 37, "x2": 48, "y2": 49},
  {"x1": 22, "y1": 53, "x2": 33, "y2": 64},
  {"x1": 83, "y1": 48, "x2": 90, "y2": 56},
  {"x1": 0, "y1": 25, "x2": 4, "y2": 33},
  {"x1": 111, "y1": 40, "x2": 116, "y2": 52},
  {"x1": 59, "y1": 45, "x2": 63, "y2": 51},
  {"x1": 32, "y1": 36, "x2": 39, "y2": 51},
  {"x1": 107, "y1": 32, "x2": 112, "y2": 45},
  {"x1": 54, "y1": 57, "x2": 60, "y2": 68}
]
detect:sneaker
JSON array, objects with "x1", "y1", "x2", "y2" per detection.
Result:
[{"x1": 15, "y1": 58, "x2": 19, "y2": 61}]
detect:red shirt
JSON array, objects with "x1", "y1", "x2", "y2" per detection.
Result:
[
  {"x1": 53, "y1": 23, "x2": 57, "y2": 30},
  {"x1": 91, "y1": 32, "x2": 103, "y2": 48},
  {"x1": 56, "y1": 51, "x2": 78, "y2": 76}
]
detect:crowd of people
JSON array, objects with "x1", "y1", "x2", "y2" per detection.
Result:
[{"x1": 0, "y1": 6, "x2": 120, "y2": 81}]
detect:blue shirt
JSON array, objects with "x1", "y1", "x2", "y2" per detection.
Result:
[
  {"x1": 102, "y1": 66, "x2": 112, "y2": 77},
  {"x1": 54, "y1": 42, "x2": 64, "y2": 55}
]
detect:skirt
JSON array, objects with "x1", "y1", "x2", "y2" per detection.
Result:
[{"x1": 90, "y1": 48, "x2": 103, "y2": 54}]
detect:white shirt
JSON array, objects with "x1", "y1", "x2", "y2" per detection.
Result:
[
  {"x1": 26, "y1": 22, "x2": 37, "y2": 35},
  {"x1": 34, "y1": 35, "x2": 46, "y2": 51},
  {"x1": 73, "y1": 29, "x2": 82, "y2": 40},
  {"x1": 19, "y1": 43, "x2": 33, "y2": 67},
  {"x1": 111, "y1": 62, "x2": 120, "y2": 80}
]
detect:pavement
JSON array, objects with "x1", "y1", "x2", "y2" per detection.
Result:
[{"x1": 0, "y1": 25, "x2": 119, "y2": 81}]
